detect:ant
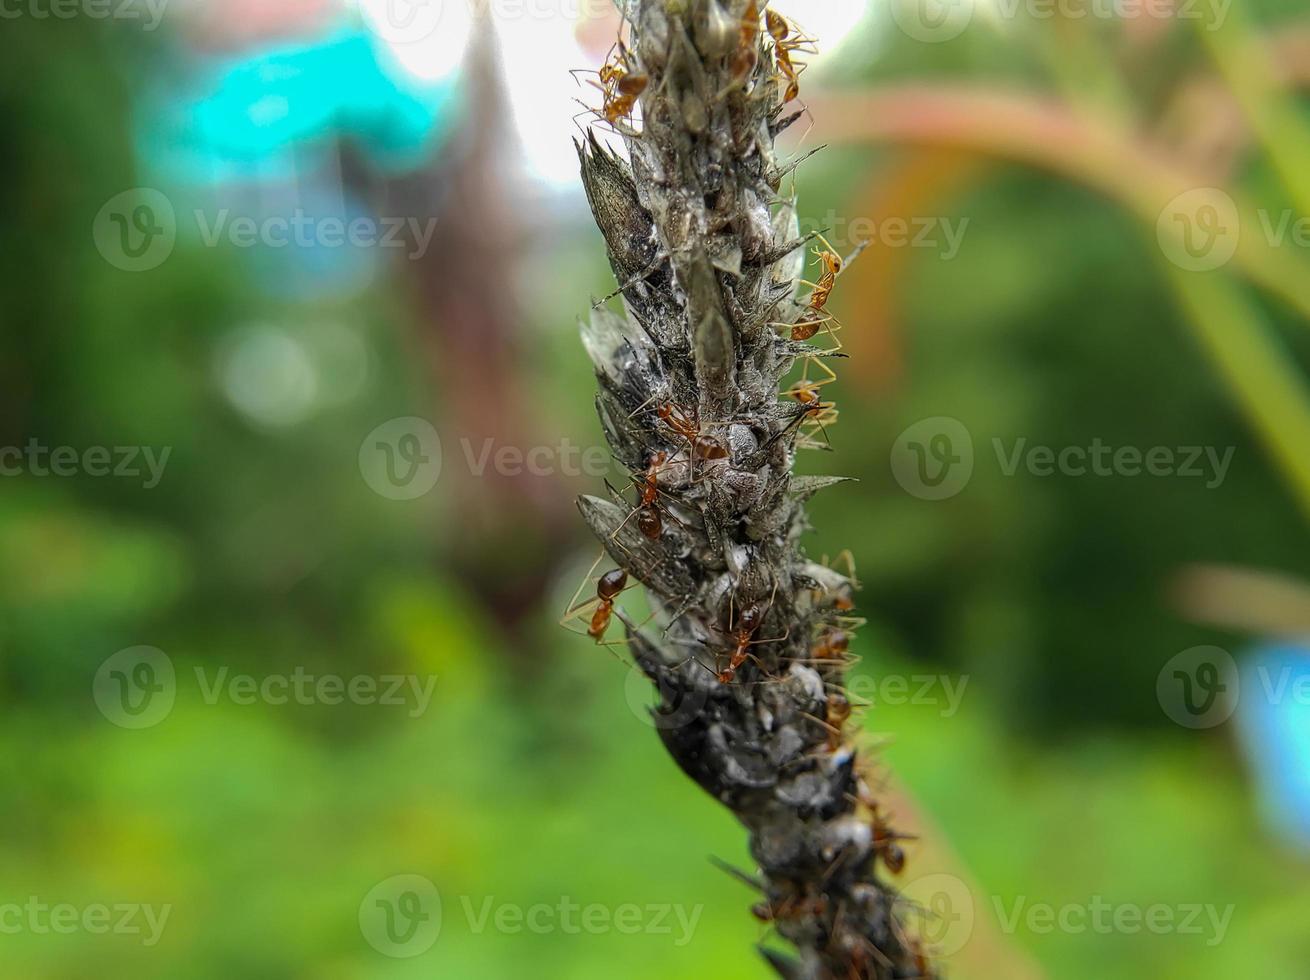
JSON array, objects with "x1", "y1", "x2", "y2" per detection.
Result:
[
  {"x1": 777, "y1": 233, "x2": 867, "y2": 349},
  {"x1": 668, "y1": 584, "x2": 786, "y2": 685},
  {"x1": 873, "y1": 809, "x2": 909, "y2": 876},
  {"x1": 613, "y1": 448, "x2": 701, "y2": 545},
  {"x1": 731, "y1": 0, "x2": 761, "y2": 86},
  {"x1": 771, "y1": 237, "x2": 848, "y2": 419},
  {"x1": 656, "y1": 402, "x2": 729, "y2": 461},
  {"x1": 573, "y1": 39, "x2": 648, "y2": 133},
  {"x1": 787, "y1": 394, "x2": 840, "y2": 451},
  {"x1": 759, "y1": 389, "x2": 837, "y2": 454},
  {"x1": 784, "y1": 359, "x2": 839, "y2": 407},
  {"x1": 617, "y1": 449, "x2": 670, "y2": 541},
  {"x1": 813, "y1": 628, "x2": 851, "y2": 663},
  {"x1": 624, "y1": 398, "x2": 730, "y2": 476},
  {"x1": 801, "y1": 239, "x2": 843, "y2": 327},
  {"x1": 819, "y1": 549, "x2": 861, "y2": 613},
  {"x1": 825, "y1": 691, "x2": 851, "y2": 751},
  {"x1": 559, "y1": 553, "x2": 640, "y2": 653},
  {"x1": 588, "y1": 568, "x2": 628, "y2": 641},
  {"x1": 854, "y1": 792, "x2": 915, "y2": 877},
  {"x1": 765, "y1": 9, "x2": 816, "y2": 104},
  {"x1": 716, "y1": 593, "x2": 790, "y2": 683},
  {"x1": 718, "y1": 602, "x2": 764, "y2": 683},
  {"x1": 788, "y1": 378, "x2": 823, "y2": 406},
  {"x1": 604, "y1": 71, "x2": 649, "y2": 127},
  {"x1": 782, "y1": 325, "x2": 842, "y2": 412}
]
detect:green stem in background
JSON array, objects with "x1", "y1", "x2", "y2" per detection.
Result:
[
  {"x1": 1161, "y1": 263, "x2": 1310, "y2": 522},
  {"x1": 1197, "y1": 7, "x2": 1310, "y2": 222},
  {"x1": 812, "y1": 85, "x2": 1310, "y2": 521},
  {"x1": 812, "y1": 87, "x2": 1310, "y2": 324}
]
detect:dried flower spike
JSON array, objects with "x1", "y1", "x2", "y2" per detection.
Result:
[{"x1": 573, "y1": 3, "x2": 933, "y2": 977}]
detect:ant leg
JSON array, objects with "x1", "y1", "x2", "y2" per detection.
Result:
[
  {"x1": 659, "y1": 593, "x2": 699, "y2": 638},
  {"x1": 812, "y1": 231, "x2": 839, "y2": 256},
  {"x1": 748, "y1": 627, "x2": 792, "y2": 648},
  {"x1": 559, "y1": 549, "x2": 608, "y2": 625},
  {"x1": 626, "y1": 392, "x2": 661, "y2": 420},
  {"x1": 833, "y1": 548, "x2": 859, "y2": 584}
]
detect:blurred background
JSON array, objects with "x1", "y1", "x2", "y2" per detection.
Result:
[{"x1": 4, "y1": 0, "x2": 1310, "y2": 976}]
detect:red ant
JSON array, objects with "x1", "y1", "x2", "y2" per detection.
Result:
[
  {"x1": 824, "y1": 691, "x2": 852, "y2": 751},
  {"x1": 633, "y1": 450, "x2": 667, "y2": 540},
  {"x1": 873, "y1": 810, "x2": 908, "y2": 876},
  {"x1": 718, "y1": 602, "x2": 764, "y2": 683},
  {"x1": 560, "y1": 554, "x2": 640, "y2": 654},
  {"x1": 588, "y1": 568, "x2": 628, "y2": 641},
  {"x1": 730, "y1": 0, "x2": 761, "y2": 85},
  {"x1": 850, "y1": 781, "x2": 915, "y2": 877},
  {"x1": 614, "y1": 449, "x2": 694, "y2": 543},
  {"x1": 656, "y1": 403, "x2": 729, "y2": 461},
  {"x1": 716, "y1": 592, "x2": 790, "y2": 684},
  {"x1": 813, "y1": 628, "x2": 851, "y2": 662}
]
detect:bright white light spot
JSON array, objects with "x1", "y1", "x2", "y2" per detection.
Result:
[
  {"x1": 357, "y1": 0, "x2": 474, "y2": 82},
  {"x1": 217, "y1": 325, "x2": 320, "y2": 428},
  {"x1": 493, "y1": 10, "x2": 594, "y2": 188},
  {"x1": 771, "y1": 0, "x2": 872, "y2": 65},
  {"x1": 361, "y1": 0, "x2": 873, "y2": 190}
]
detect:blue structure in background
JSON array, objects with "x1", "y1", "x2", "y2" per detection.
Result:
[
  {"x1": 1237, "y1": 642, "x2": 1310, "y2": 851},
  {"x1": 137, "y1": 24, "x2": 462, "y2": 298}
]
